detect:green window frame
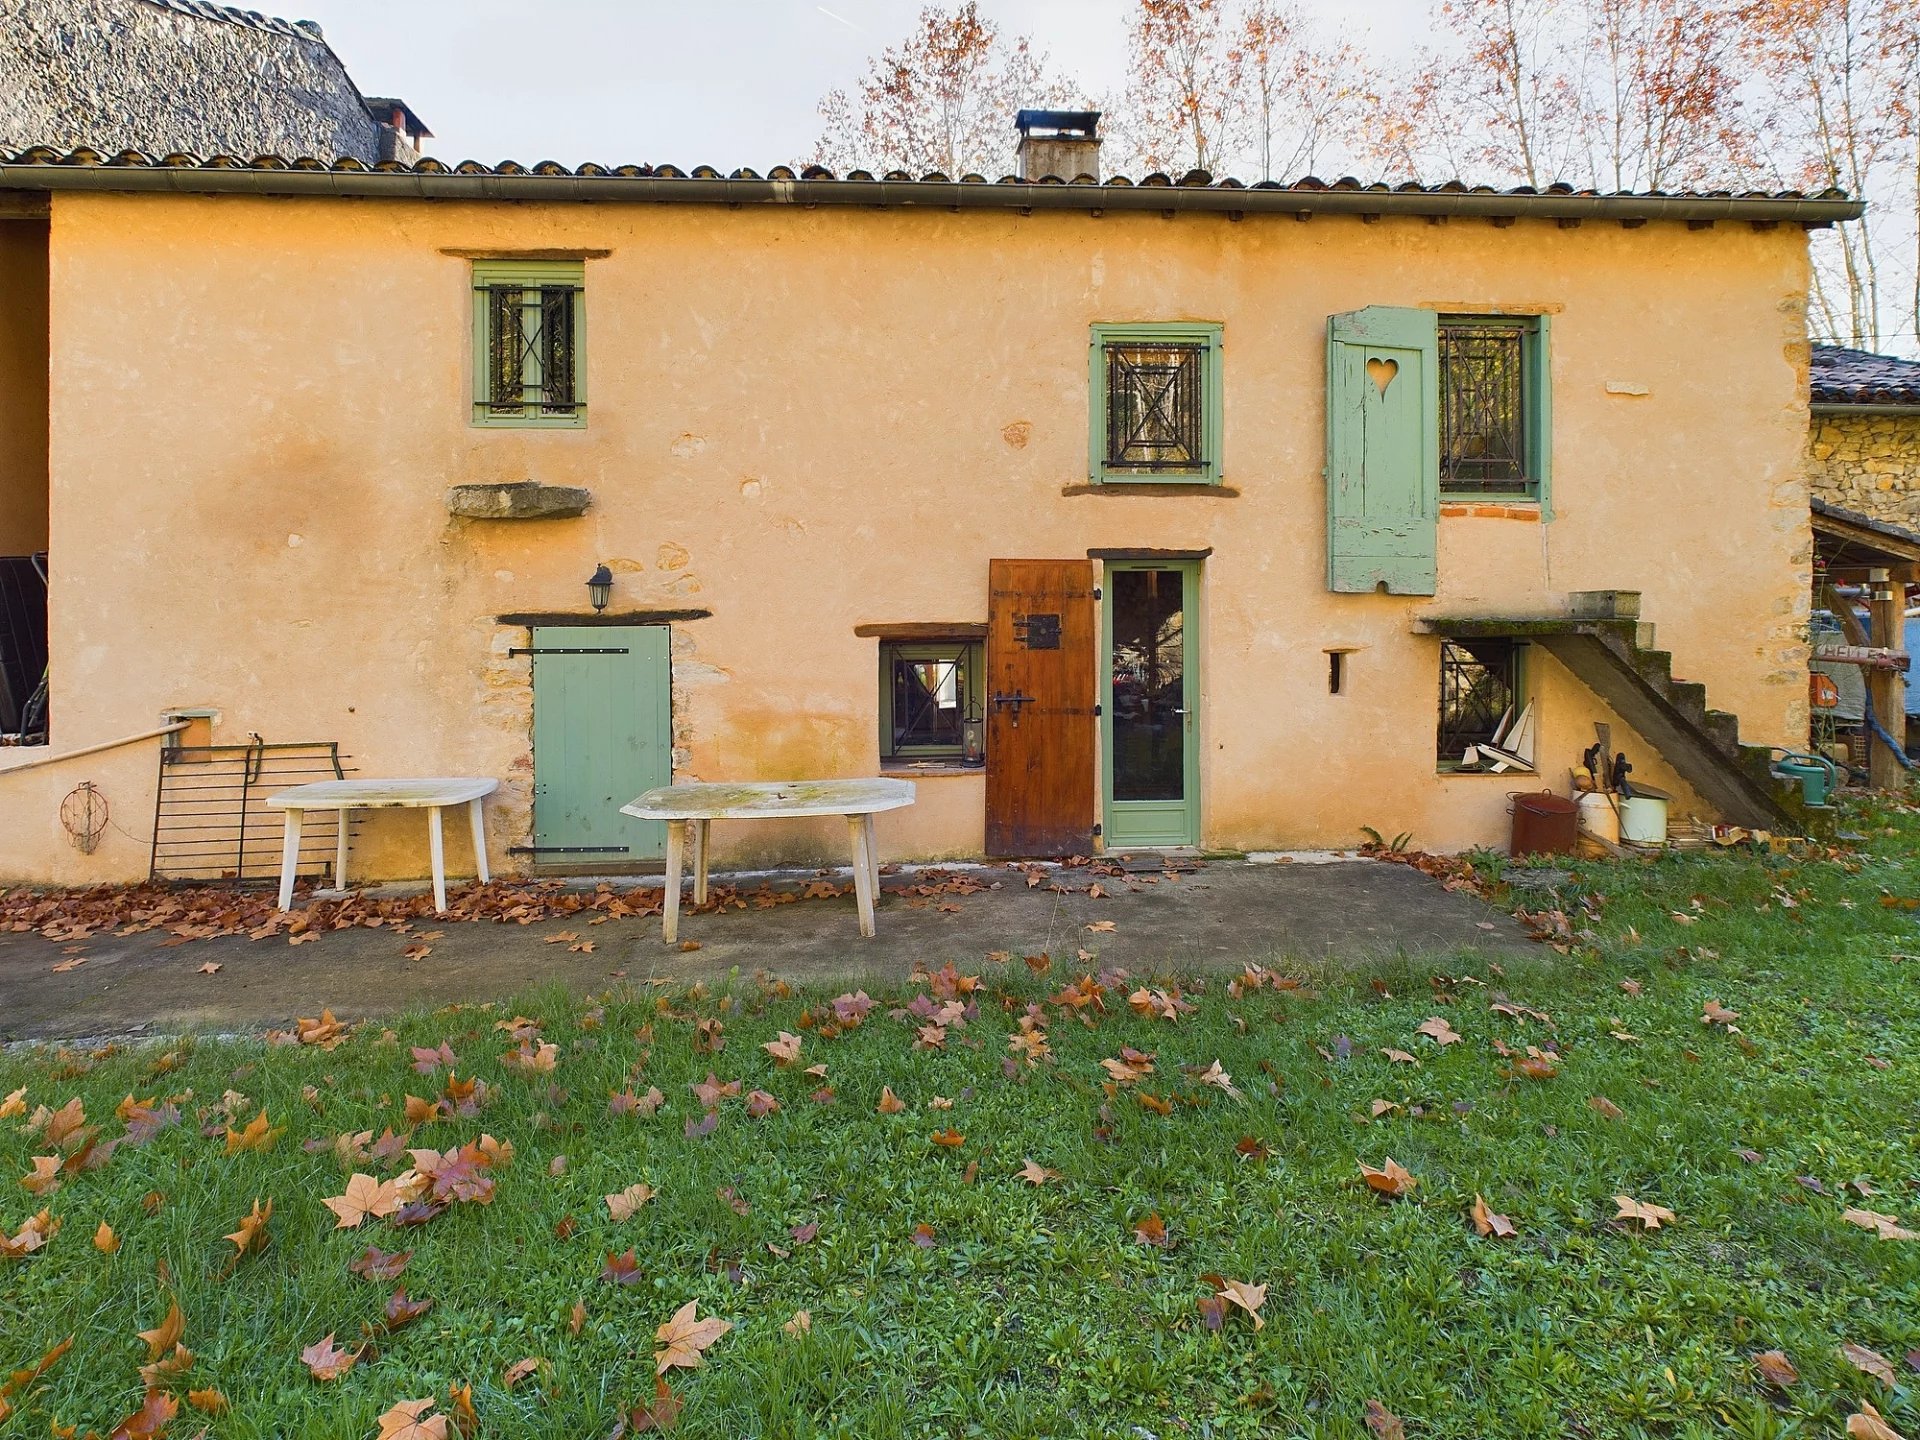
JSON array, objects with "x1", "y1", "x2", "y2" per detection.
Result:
[
  {"x1": 879, "y1": 640, "x2": 983, "y2": 761},
  {"x1": 471, "y1": 259, "x2": 587, "y2": 428},
  {"x1": 1089, "y1": 322, "x2": 1224, "y2": 484},
  {"x1": 1437, "y1": 314, "x2": 1549, "y2": 501}
]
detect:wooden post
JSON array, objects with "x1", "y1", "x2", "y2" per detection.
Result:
[{"x1": 1867, "y1": 569, "x2": 1908, "y2": 791}]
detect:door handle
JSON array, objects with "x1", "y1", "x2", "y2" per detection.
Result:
[{"x1": 1173, "y1": 708, "x2": 1189, "y2": 715}]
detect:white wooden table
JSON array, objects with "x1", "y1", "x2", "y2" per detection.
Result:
[
  {"x1": 265, "y1": 778, "x2": 499, "y2": 914},
  {"x1": 621, "y1": 779, "x2": 916, "y2": 942}
]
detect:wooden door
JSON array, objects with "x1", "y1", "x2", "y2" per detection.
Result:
[
  {"x1": 531, "y1": 625, "x2": 671, "y2": 862},
  {"x1": 986, "y1": 559, "x2": 1097, "y2": 856}
]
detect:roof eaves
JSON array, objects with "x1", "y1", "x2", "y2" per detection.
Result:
[{"x1": 0, "y1": 151, "x2": 1867, "y2": 225}]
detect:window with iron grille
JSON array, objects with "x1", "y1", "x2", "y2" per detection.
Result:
[
  {"x1": 1090, "y1": 323, "x2": 1223, "y2": 483},
  {"x1": 1439, "y1": 317, "x2": 1541, "y2": 496},
  {"x1": 1437, "y1": 637, "x2": 1523, "y2": 766},
  {"x1": 471, "y1": 260, "x2": 586, "y2": 427},
  {"x1": 879, "y1": 641, "x2": 982, "y2": 760}
]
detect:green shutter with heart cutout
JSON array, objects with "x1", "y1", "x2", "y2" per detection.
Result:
[{"x1": 1326, "y1": 307, "x2": 1439, "y2": 595}]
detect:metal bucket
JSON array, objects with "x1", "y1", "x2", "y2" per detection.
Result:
[
  {"x1": 1576, "y1": 791, "x2": 1620, "y2": 843},
  {"x1": 1620, "y1": 794, "x2": 1670, "y2": 845},
  {"x1": 1509, "y1": 791, "x2": 1578, "y2": 857}
]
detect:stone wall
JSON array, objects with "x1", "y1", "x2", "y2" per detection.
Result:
[
  {"x1": 1809, "y1": 412, "x2": 1920, "y2": 526},
  {"x1": 0, "y1": 0, "x2": 381, "y2": 162}
]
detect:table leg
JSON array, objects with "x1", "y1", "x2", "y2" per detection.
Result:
[
  {"x1": 468, "y1": 797, "x2": 490, "y2": 884},
  {"x1": 692, "y1": 819, "x2": 710, "y2": 906},
  {"x1": 663, "y1": 819, "x2": 687, "y2": 943},
  {"x1": 428, "y1": 805, "x2": 448, "y2": 914},
  {"x1": 863, "y1": 812, "x2": 880, "y2": 897},
  {"x1": 276, "y1": 809, "x2": 303, "y2": 912},
  {"x1": 847, "y1": 814, "x2": 876, "y2": 939},
  {"x1": 334, "y1": 806, "x2": 350, "y2": 892}
]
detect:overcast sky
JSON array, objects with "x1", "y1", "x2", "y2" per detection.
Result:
[{"x1": 287, "y1": 0, "x2": 1430, "y2": 171}]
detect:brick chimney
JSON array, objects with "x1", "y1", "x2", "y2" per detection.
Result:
[{"x1": 1015, "y1": 110, "x2": 1101, "y2": 182}]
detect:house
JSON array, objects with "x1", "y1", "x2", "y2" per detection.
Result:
[
  {"x1": 0, "y1": 0, "x2": 430, "y2": 164},
  {"x1": 0, "y1": 110, "x2": 1862, "y2": 887}
]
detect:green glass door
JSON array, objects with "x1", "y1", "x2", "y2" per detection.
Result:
[
  {"x1": 1102, "y1": 564, "x2": 1199, "y2": 847},
  {"x1": 531, "y1": 625, "x2": 671, "y2": 862}
]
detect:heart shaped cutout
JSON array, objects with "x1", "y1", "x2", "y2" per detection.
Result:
[{"x1": 1366, "y1": 357, "x2": 1399, "y2": 396}]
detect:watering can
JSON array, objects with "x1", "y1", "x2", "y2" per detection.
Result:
[{"x1": 1770, "y1": 749, "x2": 1840, "y2": 807}]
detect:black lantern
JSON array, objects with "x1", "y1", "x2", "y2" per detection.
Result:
[{"x1": 587, "y1": 564, "x2": 613, "y2": 613}]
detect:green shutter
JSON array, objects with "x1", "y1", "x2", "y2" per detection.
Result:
[
  {"x1": 531, "y1": 625, "x2": 671, "y2": 859},
  {"x1": 1326, "y1": 307, "x2": 1439, "y2": 595}
]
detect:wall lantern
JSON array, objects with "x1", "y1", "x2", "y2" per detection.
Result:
[
  {"x1": 962, "y1": 698, "x2": 985, "y2": 767},
  {"x1": 586, "y1": 564, "x2": 614, "y2": 613}
]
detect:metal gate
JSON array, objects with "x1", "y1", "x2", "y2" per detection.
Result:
[{"x1": 150, "y1": 738, "x2": 354, "y2": 884}]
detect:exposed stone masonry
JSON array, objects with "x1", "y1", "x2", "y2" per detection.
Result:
[{"x1": 1809, "y1": 413, "x2": 1920, "y2": 529}]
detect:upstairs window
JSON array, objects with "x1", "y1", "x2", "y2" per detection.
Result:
[
  {"x1": 1438, "y1": 316, "x2": 1545, "y2": 497},
  {"x1": 472, "y1": 260, "x2": 586, "y2": 427},
  {"x1": 1090, "y1": 323, "x2": 1224, "y2": 484}
]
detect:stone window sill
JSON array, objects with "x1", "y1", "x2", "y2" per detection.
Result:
[{"x1": 881, "y1": 762, "x2": 983, "y2": 778}]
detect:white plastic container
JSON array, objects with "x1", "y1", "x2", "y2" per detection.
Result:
[
  {"x1": 1619, "y1": 794, "x2": 1670, "y2": 845},
  {"x1": 1576, "y1": 791, "x2": 1621, "y2": 844}
]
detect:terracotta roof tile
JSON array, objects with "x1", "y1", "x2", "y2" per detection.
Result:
[{"x1": 1811, "y1": 345, "x2": 1920, "y2": 406}]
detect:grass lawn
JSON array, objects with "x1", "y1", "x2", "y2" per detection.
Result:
[{"x1": 5, "y1": 804, "x2": 1920, "y2": 1439}]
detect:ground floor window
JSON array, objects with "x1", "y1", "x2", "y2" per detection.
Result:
[
  {"x1": 1438, "y1": 637, "x2": 1521, "y2": 767},
  {"x1": 880, "y1": 640, "x2": 983, "y2": 762}
]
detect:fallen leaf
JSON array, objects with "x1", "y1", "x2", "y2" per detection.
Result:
[
  {"x1": 876, "y1": 1086, "x2": 906, "y2": 1114},
  {"x1": 223, "y1": 1110, "x2": 281, "y2": 1155},
  {"x1": 654, "y1": 1300, "x2": 731, "y2": 1374},
  {"x1": 50, "y1": 957, "x2": 87, "y2": 973},
  {"x1": 1701, "y1": 999, "x2": 1741, "y2": 1026},
  {"x1": 1753, "y1": 1349, "x2": 1799, "y2": 1387},
  {"x1": 910, "y1": 1222, "x2": 938, "y2": 1248},
  {"x1": 1613, "y1": 1194, "x2": 1677, "y2": 1230},
  {"x1": 106, "y1": 1389, "x2": 177, "y2": 1440},
  {"x1": 378, "y1": 1289, "x2": 435, "y2": 1333},
  {"x1": 374, "y1": 1397, "x2": 448, "y2": 1440},
  {"x1": 20, "y1": 1155, "x2": 61, "y2": 1197},
  {"x1": 1416, "y1": 1016, "x2": 1462, "y2": 1046},
  {"x1": 1588, "y1": 1095, "x2": 1624, "y2": 1120},
  {"x1": 196, "y1": 962, "x2": 221, "y2": 975},
  {"x1": 1132, "y1": 1213, "x2": 1169, "y2": 1248},
  {"x1": 1359, "y1": 1158, "x2": 1418, "y2": 1198},
  {"x1": 223, "y1": 1197, "x2": 272, "y2": 1257},
  {"x1": 783, "y1": 1310, "x2": 812, "y2": 1336},
  {"x1": 94, "y1": 1221, "x2": 119, "y2": 1253},
  {"x1": 1016, "y1": 1158, "x2": 1059, "y2": 1185},
  {"x1": 607, "y1": 1183, "x2": 657, "y2": 1222},
  {"x1": 300, "y1": 1332, "x2": 362, "y2": 1381},
  {"x1": 617, "y1": 1378, "x2": 683, "y2": 1434},
  {"x1": 762, "y1": 1031, "x2": 803, "y2": 1066},
  {"x1": 1364, "y1": 1399, "x2": 1406, "y2": 1440},
  {"x1": 1381, "y1": 1048, "x2": 1418, "y2": 1065},
  {"x1": 137, "y1": 1300, "x2": 184, "y2": 1361},
  {"x1": 601, "y1": 1250, "x2": 643, "y2": 1286},
  {"x1": 1843, "y1": 1207, "x2": 1920, "y2": 1241},
  {"x1": 1843, "y1": 1343, "x2": 1897, "y2": 1387},
  {"x1": 348, "y1": 1246, "x2": 412, "y2": 1281},
  {"x1": 503, "y1": 1356, "x2": 542, "y2": 1389},
  {"x1": 1210, "y1": 1276, "x2": 1266, "y2": 1330},
  {"x1": 1471, "y1": 1193, "x2": 1516, "y2": 1238},
  {"x1": 930, "y1": 1128, "x2": 966, "y2": 1147},
  {"x1": 186, "y1": 1386, "x2": 229, "y2": 1415},
  {"x1": 1847, "y1": 1403, "x2": 1906, "y2": 1440},
  {"x1": 323, "y1": 1173, "x2": 402, "y2": 1229}
]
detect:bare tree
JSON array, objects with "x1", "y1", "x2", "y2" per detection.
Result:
[
  {"x1": 812, "y1": 3, "x2": 1082, "y2": 177},
  {"x1": 1123, "y1": 0, "x2": 1239, "y2": 175},
  {"x1": 1575, "y1": 0, "x2": 1752, "y2": 191},
  {"x1": 1228, "y1": 1, "x2": 1373, "y2": 181}
]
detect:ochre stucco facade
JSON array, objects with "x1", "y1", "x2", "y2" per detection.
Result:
[{"x1": 0, "y1": 191, "x2": 1813, "y2": 884}]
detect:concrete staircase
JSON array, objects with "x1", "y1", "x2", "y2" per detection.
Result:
[{"x1": 1417, "y1": 591, "x2": 1815, "y2": 833}]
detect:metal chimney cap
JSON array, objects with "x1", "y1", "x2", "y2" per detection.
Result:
[{"x1": 1014, "y1": 110, "x2": 1101, "y2": 138}]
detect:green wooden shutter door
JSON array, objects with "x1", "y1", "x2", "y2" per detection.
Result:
[
  {"x1": 1326, "y1": 307, "x2": 1440, "y2": 595},
  {"x1": 532, "y1": 625, "x2": 671, "y2": 859}
]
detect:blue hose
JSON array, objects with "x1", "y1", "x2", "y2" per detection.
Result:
[{"x1": 1861, "y1": 607, "x2": 1916, "y2": 770}]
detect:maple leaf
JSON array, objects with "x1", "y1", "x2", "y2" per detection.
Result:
[
  {"x1": 689, "y1": 1073, "x2": 741, "y2": 1109},
  {"x1": 1208, "y1": 1276, "x2": 1267, "y2": 1330},
  {"x1": 1842, "y1": 1342, "x2": 1897, "y2": 1387},
  {"x1": 106, "y1": 1389, "x2": 178, "y2": 1440},
  {"x1": 40, "y1": 1096, "x2": 87, "y2": 1146},
  {"x1": 602, "y1": 1250, "x2": 643, "y2": 1285},
  {"x1": 196, "y1": 962, "x2": 222, "y2": 975},
  {"x1": 374, "y1": 1398, "x2": 449, "y2": 1440},
  {"x1": 138, "y1": 1341, "x2": 193, "y2": 1389},
  {"x1": 503, "y1": 1356, "x2": 542, "y2": 1389},
  {"x1": 378, "y1": 1289, "x2": 435, "y2": 1333},
  {"x1": 19, "y1": 1155, "x2": 60, "y2": 1197},
  {"x1": 349, "y1": 1246, "x2": 412, "y2": 1281},
  {"x1": 411, "y1": 1042, "x2": 457, "y2": 1075},
  {"x1": 296, "y1": 1009, "x2": 347, "y2": 1048},
  {"x1": 910, "y1": 1222, "x2": 938, "y2": 1247},
  {"x1": 1613, "y1": 1194, "x2": 1677, "y2": 1230},
  {"x1": 137, "y1": 1299, "x2": 185, "y2": 1361},
  {"x1": 1847, "y1": 1404, "x2": 1907, "y2": 1440},
  {"x1": 186, "y1": 1386, "x2": 229, "y2": 1415},
  {"x1": 94, "y1": 1221, "x2": 120, "y2": 1253},
  {"x1": 614, "y1": 1378, "x2": 683, "y2": 1435},
  {"x1": 324, "y1": 1173, "x2": 402, "y2": 1229},
  {"x1": 1416, "y1": 1016, "x2": 1463, "y2": 1046},
  {"x1": 783, "y1": 1309, "x2": 812, "y2": 1336},
  {"x1": 224, "y1": 1197, "x2": 272, "y2": 1257},
  {"x1": 1701, "y1": 999, "x2": 1741, "y2": 1026},
  {"x1": 501, "y1": 1040, "x2": 559, "y2": 1074},
  {"x1": 1133, "y1": 1213, "x2": 1170, "y2": 1248},
  {"x1": 1195, "y1": 1060, "x2": 1242, "y2": 1099},
  {"x1": 1588, "y1": 1095, "x2": 1624, "y2": 1120},
  {"x1": 0, "y1": 1087, "x2": 25, "y2": 1120},
  {"x1": 1753, "y1": 1349, "x2": 1799, "y2": 1387},
  {"x1": 745, "y1": 1089, "x2": 780, "y2": 1118},
  {"x1": 1364, "y1": 1399, "x2": 1407, "y2": 1440},
  {"x1": 607, "y1": 1183, "x2": 656, "y2": 1221},
  {"x1": 299, "y1": 1328, "x2": 362, "y2": 1390},
  {"x1": 762, "y1": 1031, "x2": 803, "y2": 1066},
  {"x1": 930, "y1": 1128, "x2": 966, "y2": 1147},
  {"x1": 1381, "y1": 1048, "x2": 1418, "y2": 1065},
  {"x1": 0, "y1": 1208, "x2": 59, "y2": 1257},
  {"x1": 1016, "y1": 1159, "x2": 1059, "y2": 1185},
  {"x1": 1842, "y1": 1207, "x2": 1920, "y2": 1241},
  {"x1": 876, "y1": 1086, "x2": 906, "y2": 1114},
  {"x1": 654, "y1": 1300, "x2": 731, "y2": 1374},
  {"x1": 223, "y1": 1110, "x2": 281, "y2": 1154},
  {"x1": 1471, "y1": 1193, "x2": 1516, "y2": 1238},
  {"x1": 1359, "y1": 1158, "x2": 1418, "y2": 1198}
]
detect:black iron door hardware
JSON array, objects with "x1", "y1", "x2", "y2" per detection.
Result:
[{"x1": 991, "y1": 690, "x2": 1035, "y2": 727}]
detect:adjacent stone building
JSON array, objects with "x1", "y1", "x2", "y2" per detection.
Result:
[
  {"x1": 1809, "y1": 345, "x2": 1920, "y2": 527},
  {"x1": 0, "y1": 0, "x2": 429, "y2": 163}
]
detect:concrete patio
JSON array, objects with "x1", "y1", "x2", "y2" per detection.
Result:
[{"x1": 0, "y1": 858, "x2": 1535, "y2": 1042}]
